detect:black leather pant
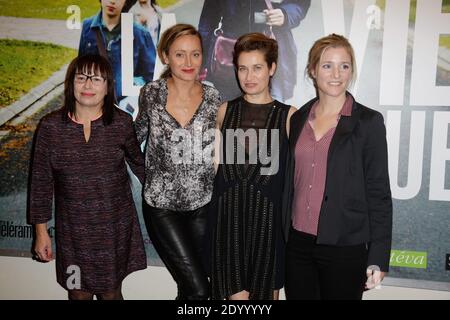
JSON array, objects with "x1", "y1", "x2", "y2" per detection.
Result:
[{"x1": 143, "y1": 203, "x2": 210, "y2": 300}]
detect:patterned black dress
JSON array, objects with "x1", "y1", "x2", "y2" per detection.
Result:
[
  {"x1": 210, "y1": 97, "x2": 290, "y2": 300},
  {"x1": 29, "y1": 109, "x2": 147, "y2": 293}
]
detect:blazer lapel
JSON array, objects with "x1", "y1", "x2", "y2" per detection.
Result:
[
  {"x1": 290, "y1": 98, "x2": 317, "y2": 150},
  {"x1": 327, "y1": 101, "x2": 361, "y2": 165}
]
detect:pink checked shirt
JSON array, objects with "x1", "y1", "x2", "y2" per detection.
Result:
[{"x1": 292, "y1": 95, "x2": 353, "y2": 236}]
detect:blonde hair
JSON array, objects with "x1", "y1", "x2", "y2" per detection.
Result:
[
  {"x1": 157, "y1": 24, "x2": 203, "y2": 79},
  {"x1": 306, "y1": 33, "x2": 357, "y2": 88}
]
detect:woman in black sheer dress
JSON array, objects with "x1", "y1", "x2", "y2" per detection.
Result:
[{"x1": 209, "y1": 33, "x2": 296, "y2": 300}]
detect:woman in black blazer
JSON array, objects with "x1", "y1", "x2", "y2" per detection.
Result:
[{"x1": 283, "y1": 34, "x2": 392, "y2": 300}]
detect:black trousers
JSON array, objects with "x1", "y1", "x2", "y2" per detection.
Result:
[
  {"x1": 285, "y1": 227, "x2": 368, "y2": 300},
  {"x1": 143, "y1": 203, "x2": 210, "y2": 300}
]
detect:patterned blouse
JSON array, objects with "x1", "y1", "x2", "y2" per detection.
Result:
[{"x1": 135, "y1": 78, "x2": 222, "y2": 211}]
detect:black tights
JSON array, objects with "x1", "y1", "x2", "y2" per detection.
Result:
[
  {"x1": 68, "y1": 285, "x2": 123, "y2": 300},
  {"x1": 143, "y1": 203, "x2": 210, "y2": 300}
]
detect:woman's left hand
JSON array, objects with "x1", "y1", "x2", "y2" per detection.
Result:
[
  {"x1": 365, "y1": 267, "x2": 385, "y2": 290},
  {"x1": 264, "y1": 9, "x2": 285, "y2": 27}
]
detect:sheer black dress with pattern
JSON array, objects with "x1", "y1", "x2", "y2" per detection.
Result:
[{"x1": 209, "y1": 96, "x2": 290, "y2": 300}]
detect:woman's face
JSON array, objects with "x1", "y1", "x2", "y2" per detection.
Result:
[
  {"x1": 312, "y1": 46, "x2": 353, "y2": 99},
  {"x1": 163, "y1": 35, "x2": 203, "y2": 82},
  {"x1": 101, "y1": 0, "x2": 126, "y2": 17},
  {"x1": 73, "y1": 67, "x2": 108, "y2": 110},
  {"x1": 237, "y1": 50, "x2": 276, "y2": 97}
]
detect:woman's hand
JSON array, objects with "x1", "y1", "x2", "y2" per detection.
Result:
[
  {"x1": 365, "y1": 266, "x2": 385, "y2": 290},
  {"x1": 34, "y1": 224, "x2": 53, "y2": 262},
  {"x1": 264, "y1": 9, "x2": 285, "y2": 27}
]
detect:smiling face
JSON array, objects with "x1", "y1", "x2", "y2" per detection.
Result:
[
  {"x1": 101, "y1": 0, "x2": 126, "y2": 18},
  {"x1": 237, "y1": 50, "x2": 276, "y2": 97},
  {"x1": 163, "y1": 34, "x2": 203, "y2": 82},
  {"x1": 311, "y1": 46, "x2": 353, "y2": 99},
  {"x1": 73, "y1": 67, "x2": 108, "y2": 110}
]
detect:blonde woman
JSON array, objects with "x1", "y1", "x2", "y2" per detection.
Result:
[
  {"x1": 134, "y1": 24, "x2": 221, "y2": 300},
  {"x1": 284, "y1": 34, "x2": 392, "y2": 300}
]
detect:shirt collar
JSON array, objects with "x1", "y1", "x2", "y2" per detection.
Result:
[
  {"x1": 309, "y1": 92, "x2": 353, "y2": 121},
  {"x1": 340, "y1": 93, "x2": 353, "y2": 116},
  {"x1": 90, "y1": 11, "x2": 121, "y2": 33},
  {"x1": 90, "y1": 11, "x2": 103, "y2": 28}
]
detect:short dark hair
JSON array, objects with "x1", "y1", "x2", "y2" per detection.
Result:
[
  {"x1": 62, "y1": 54, "x2": 116, "y2": 125},
  {"x1": 233, "y1": 33, "x2": 278, "y2": 69}
]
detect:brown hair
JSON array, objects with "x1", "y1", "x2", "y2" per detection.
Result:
[
  {"x1": 62, "y1": 54, "x2": 116, "y2": 125},
  {"x1": 157, "y1": 24, "x2": 203, "y2": 79},
  {"x1": 306, "y1": 33, "x2": 357, "y2": 87},
  {"x1": 233, "y1": 32, "x2": 278, "y2": 69}
]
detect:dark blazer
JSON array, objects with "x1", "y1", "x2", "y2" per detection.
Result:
[{"x1": 282, "y1": 93, "x2": 393, "y2": 271}]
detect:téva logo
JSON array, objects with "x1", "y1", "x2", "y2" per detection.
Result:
[{"x1": 390, "y1": 250, "x2": 427, "y2": 269}]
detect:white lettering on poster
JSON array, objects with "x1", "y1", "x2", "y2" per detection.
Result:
[
  {"x1": 429, "y1": 112, "x2": 450, "y2": 201},
  {"x1": 386, "y1": 111, "x2": 425, "y2": 200},
  {"x1": 379, "y1": 0, "x2": 410, "y2": 106},
  {"x1": 410, "y1": 0, "x2": 450, "y2": 106},
  {"x1": 66, "y1": 5, "x2": 81, "y2": 30}
]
